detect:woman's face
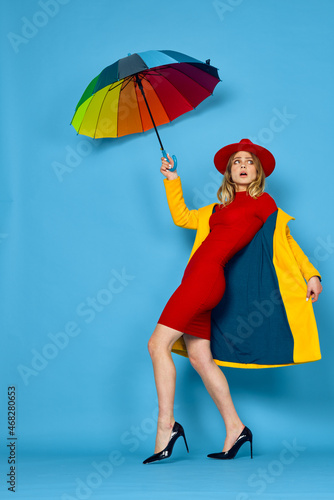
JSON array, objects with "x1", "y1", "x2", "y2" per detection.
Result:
[{"x1": 230, "y1": 151, "x2": 258, "y2": 191}]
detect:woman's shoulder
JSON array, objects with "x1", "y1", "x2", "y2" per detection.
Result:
[
  {"x1": 254, "y1": 191, "x2": 278, "y2": 220},
  {"x1": 257, "y1": 191, "x2": 277, "y2": 204},
  {"x1": 258, "y1": 190, "x2": 275, "y2": 200}
]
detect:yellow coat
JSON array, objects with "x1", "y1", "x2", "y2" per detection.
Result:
[{"x1": 163, "y1": 176, "x2": 322, "y2": 368}]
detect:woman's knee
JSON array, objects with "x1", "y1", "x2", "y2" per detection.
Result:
[
  {"x1": 183, "y1": 335, "x2": 213, "y2": 372},
  {"x1": 147, "y1": 324, "x2": 180, "y2": 358},
  {"x1": 188, "y1": 349, "x2": 213, "y2": 373},
  {"x1": 147, "y1": 335, "x2": 158, "y2": 357}
]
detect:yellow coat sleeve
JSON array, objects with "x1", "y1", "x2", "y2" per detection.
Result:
[
  {"x1": 163, "y1": 176, "x2": 199, "y2": 229},
  {"x1": 286, "y1": 226, "x2": 321, "y2": 282}
]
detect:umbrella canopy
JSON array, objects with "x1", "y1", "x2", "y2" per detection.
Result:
[{"x1": 71, "y1": 50, "x2": 221, "y2": 140}]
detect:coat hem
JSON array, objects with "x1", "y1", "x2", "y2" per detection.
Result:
[{"x1": 171, "y1": 348, "x2": 321, "y2": 368}]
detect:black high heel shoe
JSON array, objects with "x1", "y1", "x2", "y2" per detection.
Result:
[
  {"x1": 207, "y1": 426, "x2": 253, "y2": 460},
  {"x1": 143, "y1": 421, "x2": 189, "y2": 464}
]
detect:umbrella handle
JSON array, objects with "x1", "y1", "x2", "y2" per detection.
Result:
[{"x1": 161, "y1": 149, "x2": 177, "y2": 172}]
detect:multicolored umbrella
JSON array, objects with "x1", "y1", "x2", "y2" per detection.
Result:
[{"x1": 71, "y1": 50, "x2": 221, "y2": 170}]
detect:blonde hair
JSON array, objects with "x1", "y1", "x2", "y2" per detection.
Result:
[{"x1": 217, "y1": 152, "x2": 266, "y2": 207}]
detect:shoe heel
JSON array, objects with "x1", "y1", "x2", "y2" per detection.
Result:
[
  {"x1": 182, "y1": 431, "x2": 189, "y2": 453},
  {"x1": 250, "y1": 439, "x2": 253, "y2": 459}
]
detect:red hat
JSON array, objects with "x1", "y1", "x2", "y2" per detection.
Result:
[{"x1": 214, "y1": 139, "x2": 276, "y2": 177}]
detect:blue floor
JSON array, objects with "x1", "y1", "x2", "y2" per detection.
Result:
[{"x1": 2, "y1": 446, "x2": 333, "y2": 500}]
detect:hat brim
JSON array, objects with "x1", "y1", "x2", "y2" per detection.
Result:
[{"x1": 214, "y1": 142, "x2": 275, "y2": 177}]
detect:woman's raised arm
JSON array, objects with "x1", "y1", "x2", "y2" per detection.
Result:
[{"x1": 161, "y1": 154, "x2": 199, "y2": 230}]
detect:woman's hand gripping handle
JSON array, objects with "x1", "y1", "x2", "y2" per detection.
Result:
[{"x1": 160, "y1": 153, "x2": 178, "y2": 180}]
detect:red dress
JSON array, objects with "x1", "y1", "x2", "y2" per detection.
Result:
[{"x1": 157, "y1": 190, "x2": 278, "y2": 340}]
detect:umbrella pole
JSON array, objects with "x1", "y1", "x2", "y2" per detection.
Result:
[
  {"x1": 136, "y1": 76, "x2": 177, "y2": 171},
  {"x1": 135, "y1": 76, "x2": 165, "y2": 151}
]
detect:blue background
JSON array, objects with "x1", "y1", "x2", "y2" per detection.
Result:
[{"x1": 1, "y1": 0, "x2": 333, "y2": 498}]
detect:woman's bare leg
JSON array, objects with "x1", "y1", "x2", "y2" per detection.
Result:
[
  {"x1": 147, "y1": 323, "x2": 184, "y2": 453},
  {"x1": 183, "y1": 333, "x2": 244, "y2": 451}
]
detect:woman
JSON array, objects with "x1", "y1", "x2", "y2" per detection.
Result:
[{"x1": 143, "y1": 139, "x2": 322, "y2": 464}]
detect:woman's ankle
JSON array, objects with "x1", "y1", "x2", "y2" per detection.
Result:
[
  {"x1": 225, "y1": 420, "x2": 244, "y2": 436},
  {"x1": 157, "y1": 417, "x2": 175, "y2": 431}
]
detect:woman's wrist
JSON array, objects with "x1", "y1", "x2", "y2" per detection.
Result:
[
  {"x1": 166, "y1": 173, "x2": 178, "y2": 180},
  {"x1": 308, "y1": 275, "x2": 322, "y2": 282}
]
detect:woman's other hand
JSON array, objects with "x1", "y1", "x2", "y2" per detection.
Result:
[
  {"x1": 160, "y1": 153, "x2": 178, "y2": 180},
  {"x1": 306, "y1": 276, "x2": 323, "y2": 303}
]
